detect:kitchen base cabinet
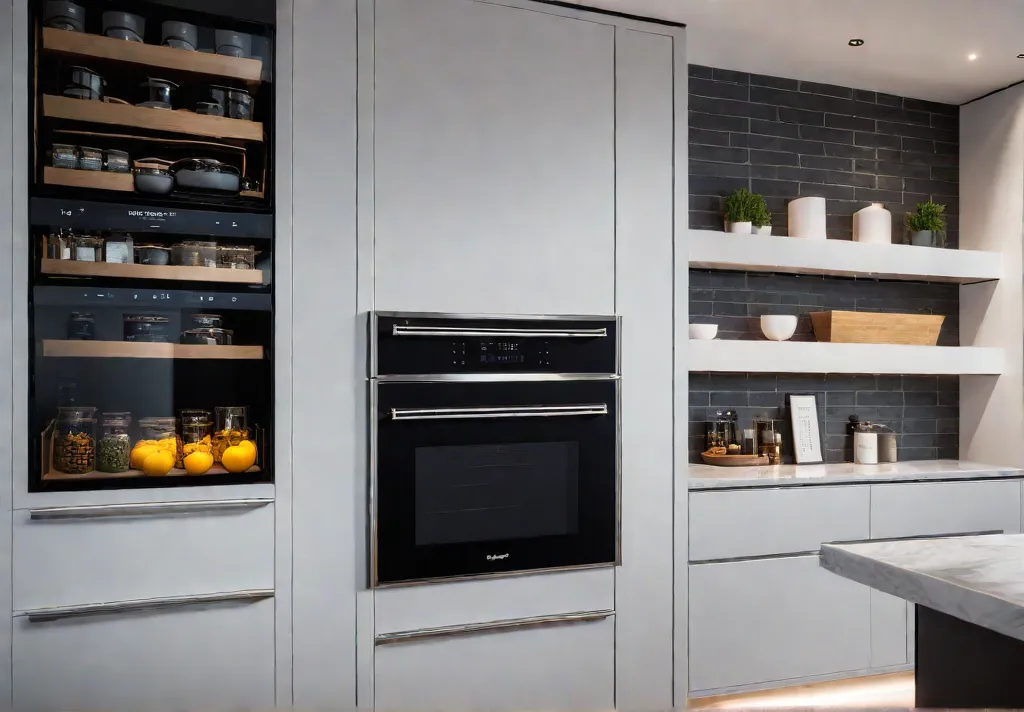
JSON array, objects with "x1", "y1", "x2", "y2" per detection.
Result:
[
  {"x1": 13, "y1": 598, "x2": 274, "y2": 710},
  {"x1": 689, "y1": 556, "x2": 872, "y2": 693},
  {"x1": 374, "y1": 617, "x2": 614, "y2": 710}
]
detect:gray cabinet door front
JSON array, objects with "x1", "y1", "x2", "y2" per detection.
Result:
[{"x1": 373, "y1": 0, "x2": 615, "y2": 315}]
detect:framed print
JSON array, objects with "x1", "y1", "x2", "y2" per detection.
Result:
[{"x1": 788, "y1": 394, "x2": 824, "y2": 464}]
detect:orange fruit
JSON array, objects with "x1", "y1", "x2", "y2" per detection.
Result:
[
  {"x1": 141, "y1": 450, "x2": 174, "y2": 476},
  {"x1": 130, "y1": 445, "x2": 158, "y2": 470},
  {"x1": 221, "y1": 444, "x2": 256, "y2": 473},
  {"x1": 183, "y1": 451, "x2": 214, "y2": 476}
]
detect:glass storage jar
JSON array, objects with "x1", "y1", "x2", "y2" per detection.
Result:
[
  {"x1": 137, "y1": 416, "x2": 183, "y2": 468},
  {"x1": 97, "y1": 412, "x2": 132, "y2": 473},
  {"x1": 180, "y1": 409, "x2": 213, "y2": 464},
  {"x1": 47, "y1": 229, "x2": 73, "y2": 260},
  {"x1": 123, "y1": 314, "x2": 171, "y2": 343},
  {"x1": 53, "y1": 406, "x2": 97, "y2": 475},
  {"x1": 172, "y1": 241, "x2": 217, "y2": 268},
  {"x1": 217, "y1": 245, "x2": 255, "y2": 270},
  {"x1": 73, "y1": 235, "x2": 103, "y2": 262},
  {"x1": 104, "y1": 232, "x2": 134, "y2": 264},
  {"x1": 180, "y1": 327, "x2": 232, "y2": 345},
  {"x1": 212, "y1": 405, "x2": 249, "y2": 463}
]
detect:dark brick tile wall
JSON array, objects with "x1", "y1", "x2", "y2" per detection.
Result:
[
  {"x1": 689, "y1": 374, "x2": 960, "y2": 464},
  {"x1": 689, "y1": 65, "x2": 960, "y2": 246},
  {"x1": 690, "y1": 269, "x2": 959, "y2": 346}
]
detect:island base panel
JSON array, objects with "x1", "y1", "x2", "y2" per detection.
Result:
[{"x1": 916, "y1": 605, "x2": 1024, "y2": 708}]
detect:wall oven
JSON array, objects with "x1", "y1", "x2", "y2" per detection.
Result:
[{"x1": 370, "y1": 312, "x2": 620, "y2": 587}]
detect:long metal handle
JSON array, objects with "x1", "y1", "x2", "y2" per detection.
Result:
[
  {"x1": 375, "y1": 609, "x2": 614, "y2": 646},
  {"x1": 392, "y1": 325, "x2": 606, "y2": 338},
  {"x1": 29, "y1": 498, "x2": 274, "y2": 521},
  {"x1": 391, "y1": 404, "x2": 608, "y2": 421},
  {"x1": 19, "y1": 589, "x2": 275, "y2": 623}
]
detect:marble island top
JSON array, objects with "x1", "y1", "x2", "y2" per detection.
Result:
[
  {"x1": 821, "y1": 534, "x2": 1024, "y2": 643},
  {"x1": 688, "y1": 459, "x2": 1023, "y2": 490}
]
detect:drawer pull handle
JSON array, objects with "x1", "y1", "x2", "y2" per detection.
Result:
[
  {"x1": 19, "y1": 589, "x2": 275, "y2": 622},
  {"x1": 393, "y1": 325, "x2": 607, "y2": 339},
  {"x1": 374, "y1": 609, "x2": 614, "y2": 646},
  {"x1": 391, "y1": 404, "x2": 608, "y2": 421},
  {"x1": 29, "y1": 498, "x2": 273, "y2": 521}
]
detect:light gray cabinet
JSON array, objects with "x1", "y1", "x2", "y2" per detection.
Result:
[
  {"x1": 373, "y1": 617, "x2": 615, "y2": 710},
  {"x1": 688, "y1": 555, "x2": 871, "y2": 693},
  {"x1": 372, "y1": 0, "x2": 616, "y2": 315},
  {"x1": 870, "y1": 589, "x2": 908, "y2": 668},
  {"x1": 870, "y1": 480, "x2": 1022, "y2": 539}
]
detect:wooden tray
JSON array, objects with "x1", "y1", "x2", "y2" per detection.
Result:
[
  {"x1": 809, "y1": 310, "x2": 944, "y2": 346},
  {"x1": 701, "y1": 451, "x2": 770, "y2": 467}
]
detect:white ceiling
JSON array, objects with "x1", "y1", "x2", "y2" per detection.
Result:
[{"x1": 561, "y1": 0, "x2": 1024, "y2": 104}]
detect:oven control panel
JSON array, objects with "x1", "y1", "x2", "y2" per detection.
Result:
[{"x1": 451, "y1": 339, "x2": 550, "y2": 368}]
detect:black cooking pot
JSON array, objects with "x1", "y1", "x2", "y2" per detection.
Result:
[
  {"x1": 169, "y1": 158, "x2": 241, "y2": 194},
  {"x1": 64, "y1": 65, "x2": 104, "y2": 101},
  {"x1": 136, "y1": 78, "x2": 178, "y2": 108}
]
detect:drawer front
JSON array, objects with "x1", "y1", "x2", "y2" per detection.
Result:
[
  {"x1": 689, "y1": 486, "x2": 869, "y2": 561},
  {"x1": 375, "y1": 615, "x2": 614, "y2": 710},
  {"x1": 14, "y1": 500, "x2": 274, "y2": 610},
  {"x1": 14, "y1": 597, "x2": 274, "y2": 710},
  {"x1": 870, "y1": 481, "x2": 1022, "y2": 539}
]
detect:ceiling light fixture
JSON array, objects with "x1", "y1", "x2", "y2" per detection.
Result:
[
  {"x1": 968, "y1": 53, "x2": 978, "y2": 61},
  {"x1": 848, "y1": 39, "x2": 864, "y2": 47}
]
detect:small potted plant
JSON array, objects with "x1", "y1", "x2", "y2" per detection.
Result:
[
  {"x1": 723, "y1": 188, "x2": 759, "y2": 234},
  {"x1": 752, "y1": 197, "x2": 772, "y2": 236},
  {"x1": 905, "y1": 201, "x2": 947, "y2": 247}
]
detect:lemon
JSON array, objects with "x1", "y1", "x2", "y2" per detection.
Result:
[
  {"x1": 221, "y1": 445, "x2": 256, "y2": 473},
  {"x1": 184, "y1": 451, "x2": 214, "y2": 476},
  {"x1": 141, "y1": 450, "x2": 175, "y2": 476},
  {"x1": 130, "y1": 445, "x2": 158, "y2": 470},
  {"x1": 237, "y1": 439, "x2": 257, "y2": 459}
]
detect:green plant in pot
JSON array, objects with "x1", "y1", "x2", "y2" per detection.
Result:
[
  {"x1": 905, "y1": 201, "x2": 947, "y2": 247},
  {"x1": 723, "y1": 188, "x2": 765, "y2": 234},
  {"x1": 751, "y1": 198, "x2": 772, "y2": 236}
]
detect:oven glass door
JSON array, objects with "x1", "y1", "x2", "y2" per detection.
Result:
[{"x1": 374, "y1": 378, "x2": 618, "y2": 585}]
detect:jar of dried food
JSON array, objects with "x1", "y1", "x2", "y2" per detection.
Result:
[
  {"x1": 123, "y1": 314, "x2": 171, "y2": 343},
  {"x1": 217, "y1": 245, "x2": 255, "y2": 270},
  {"x1": 97, "y1": 412, "x2": 132, "y2": 473},
  {"x1": 51, "y1": 143, "x2": 78, "y2": 169},
  {"x1": 172, "y1": 240, "x2": 217, "y2": 268},
  {"x1": 212, "y1": 405, "x2": 249, "y2": 463},
  {"x1": 53, "y1": 406, "x2": 97, "y2": 475},
  {"x1": 73, "y1": 235, "x2": 103, "y2": 262},
  {"x1": 78, "y1": 146, "x2": 103, "y2": 171},
  {"x1": 104, "y1": 232, "x2": 134, "y2": 264},
  {"x1": 179, "y1": 409, "x2": 213, "y2": 459},
  {"x1": 137, "y1": 416, "x2": 182, "y2": 467},
  {"x1": 66, "y1": 312, "x2": 95, "y2": 341}
]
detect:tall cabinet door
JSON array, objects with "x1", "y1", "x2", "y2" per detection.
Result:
[{"x1": 373, "y1": 0, "x2": 616, "y2": 315}]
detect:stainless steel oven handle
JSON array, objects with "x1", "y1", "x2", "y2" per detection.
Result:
[
  {"x1": 19, "y1": 589, "x2": 275, "y2": 623},
  {"x1": 29, "y1": 498, "x2": 273, "y2": 521},
  {"x1": 375, "y1": 609, "x2": 615, "y2": 646},
  {"x1": 391, "y1": 404, "x2": 608, "y2": 421},
  {"x1": 392, "y1": 325, "x2": 607, "y2": 338}
]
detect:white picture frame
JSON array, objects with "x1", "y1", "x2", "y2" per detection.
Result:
[{"x1": 788, "y1": 394, "x2": 824, "y2": 464}]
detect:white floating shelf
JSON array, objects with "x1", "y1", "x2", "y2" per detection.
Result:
[
  {"x1": 689, "y1": 340, "x2": 1004, "y2": 375},
  {"x1": 688, "y1": 229, "x2": 1002, "y2": 284}
]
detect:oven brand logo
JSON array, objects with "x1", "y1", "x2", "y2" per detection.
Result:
[{"x1": 486, "y1": 553, "x2": 510, "y2": 561}]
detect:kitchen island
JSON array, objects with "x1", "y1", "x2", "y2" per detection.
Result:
[{"x1": 821, "y1": 534, "x2": 1024, "y2": 708}]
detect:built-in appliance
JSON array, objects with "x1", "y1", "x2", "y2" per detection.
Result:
[{"x1": 370, "y1": 312, "x2": 620, "y2": 587}]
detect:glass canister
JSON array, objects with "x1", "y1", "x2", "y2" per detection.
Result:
[
  {"x1": 53, "y1": 406, "x2": 97, "y2": 475},
  {"x1": 97, "y1": 412, "x2": 132, "y2": 473},
  {"x1": 137, "y1": 416, "x2": 183, "y2": 467},
  {"x1": 754, "y1": 415, "x2": 780, "y2": 459},
  {"x1": 704, "y1": 410, "x2": 738, "y2": 452},
  {"x1": 212, "y1": 405, "x2": 249, "y2": 463},
  {"x1": 73, "y1": 235, "x2": 103, "y2": 262}
]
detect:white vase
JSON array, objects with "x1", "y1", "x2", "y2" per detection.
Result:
[
  {"x1": 753, "y1": 225, "x2": 772, "y2": 236},
  {"x1": 729, "y1": 221, "x2": 752, "y2": 234},
  {"x1": 788, "y1": 197, "x2": 827, "y2": 239},
  {"x1": 853, "y1": 203, "x2": 892, "y2": 244}
]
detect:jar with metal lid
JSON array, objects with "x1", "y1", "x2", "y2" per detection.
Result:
[
  {"x1": 180, "y1": 327, "x2": 232, "y2": 345},
  {"x1": 53, "y1": 406, "x2": 97, "y2": 475},
  {"x1": 123, "y1": 314, "x2": 171, "y2": 343},
  {"x1": 212, "y1": 406, "x2": 249, "y2": 463},
  {"x1": 66, "y1": 312, "x2": 95, "y2": 341},
  {"x1": 104, "y1": 232, "x2": 134, "y2": 264},
  {"x1": 189, "y1": 313, "x2": 222, "y2": 329},
  {"x1": 137, "y1": 416, "x2": 183, "y2": 467},
  {"x1": 73, "y1": 235, "x2": 103, "y2": 262},
  {"x1": 97, "y1": 412, "x2": 132, "y2": 473},
  {"x1": 172, "y1": 240, "x2": 217, "y2": 268},
  {"x1": 217, "y1": 245, "x2": 255, "y2": 270},
  {"x1": 180, "y1": 409, "x2": 212, "y2": 444}
]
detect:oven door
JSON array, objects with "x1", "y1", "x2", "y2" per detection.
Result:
[{"x1": 373, "y1": 378, "x2": 619, "y2": 586}]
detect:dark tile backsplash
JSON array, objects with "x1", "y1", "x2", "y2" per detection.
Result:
[
  {"x1": 690, "y1": 269, "x2": 959, "y2": 346},
  {"x1": 688, "y1": 65, "x2": 959, "y2": 246},
  {"x1": 688, "y1": 374, "x2": 960, "y2": 464}
]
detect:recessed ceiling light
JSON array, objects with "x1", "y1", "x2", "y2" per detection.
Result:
[
  {"x1": 848, "y1": 39, "x2": 864, "y2": 47},
  {"x1": 968, "y1": 53, "x2": 978, "y2": 61}
]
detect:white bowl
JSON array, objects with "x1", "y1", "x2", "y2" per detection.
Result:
[
  {"x1": 689, "y1": 323, "x2": 718, "y2": 340},
  {"x1": 760, "y1": 315, "x2": 798, "y2": 341}
]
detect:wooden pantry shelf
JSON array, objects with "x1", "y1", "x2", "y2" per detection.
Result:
[
  {"x1": 42, "y1": 464, "x2": 261, "y2": 481},
  {"x1": 688, "y1": 339, "x2": 1004, "y2": 376},
  {"x1": 41, "y1": 258, "x2": 264, "y2": 285},
  {"x1": 43, "y1": 340, "x2": 264, "y2": 360},
  {"x1": 688, "y1": 229, "x2": 1002, "y2": 284},
  {"x1": 43, "y1": 95, "x2": 264, "y2": 142},
  {"x1": 43, "y1": 166, "x2": 134, "y2": 192},
  {"x1": 42, "y1": 27, "x2": 263, "y2": 84}
]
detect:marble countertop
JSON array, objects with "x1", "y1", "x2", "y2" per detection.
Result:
[
  {"x1": 688, "y1": 459, "x2": 1023, "y2": 490},
  {"x1": 821, "y1": 534, "x2": 1024, "y2": 642}
]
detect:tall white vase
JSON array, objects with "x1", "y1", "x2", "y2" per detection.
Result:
[
  {"x1": 788, "y1": 197, "x2": 827, "y2": 239},
  {"x1": 853, "y1": 202, "x2": 892, "y2": 244}
]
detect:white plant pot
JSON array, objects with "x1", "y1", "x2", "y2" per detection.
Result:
[
  {"x1": 853, "y1": 202, "x2": 892, "y2": 244},
  {"x1": 753, "y1": 225, "x2": 772, "y2": 236},
  {"x1": 729, "y1": 221, "x2": 752, "y2": 235},
  {"x1": 788, "y1": 196, "x2": 827, "y2": 239}
]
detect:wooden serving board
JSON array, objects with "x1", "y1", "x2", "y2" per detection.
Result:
[
  {"x1": 701, "y1": 452, "x2": 770, "y2": 467},
  {"x1": 809, "y1": 310, "x2": 944, "y2": 346}
]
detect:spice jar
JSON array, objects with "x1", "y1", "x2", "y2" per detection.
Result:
[
  {"x1": 53, "y1": 406, "x2": 97, "y2": 475},
  {"x1": 137, "y1": 416, "x2": 183, "y2": 467},
  {"x1": 212, "y1": 405, "x2": 249, "y2": 463},
  {"x1": 66, "y1": 312, "x2": 95, "y2": 341},
  {"x1": 97, "y1": 412, "x2": 132, "y2": 473}
]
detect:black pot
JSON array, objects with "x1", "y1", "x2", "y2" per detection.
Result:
[
  {"x1": 65, "y1": 65, "x2": 104, "y2": 101},
  {"x1": 137, "y1": 78, "x2": 178, "y2": 108},
  {"x1": 169, "y1": 158, "x2": 241, "y2": 194}
]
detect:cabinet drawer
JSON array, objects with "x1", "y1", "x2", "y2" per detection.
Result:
[
  {"x1": 870, "y1": 480, "x2": 1022, "y2": 539},
  {"x1": 688, "y1": 556, "x2": 871, "y2": 692},
  {"x1": 689, "y1": 486, "x2": 869, "y2": 561},
  {"x1": 14, "y1": 596, "x2": 274, "y2": 710},
  {"x1": 14, "y1": 499, "x2": 274, "y2": 610},
  {"x1": 374, "y1": 614, "x2": 614, "y2": 710}
]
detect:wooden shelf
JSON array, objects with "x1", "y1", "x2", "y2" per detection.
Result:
[
  {"x1": 41, "y1": 258, "x2": 263, "y2": 285},
  {"x1": 688, "y1": 229, "x2": 1003, "y2": 284},
  {"x1": 43, "y1": 166, "x2": 134, "y2": 192},
  {"x1": 688, "y1": 339, "x2": 1004, "y2": 376},
  {"x1": 43, "y1": 464, "x2": 261, "y2": 481},
  {"x1": 43, "y1": 27, "x2": 263, "y2": 84},
  {"x1": 43, "y1": 95, "x2": 264, "y2": 142},
  {"x1": 42, "y1": 340, "x2": 264, "y2": 360}
]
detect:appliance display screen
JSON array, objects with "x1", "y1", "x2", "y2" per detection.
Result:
[{"x1": 477, "y1": 340, "x2": 526, "y2": 365}]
